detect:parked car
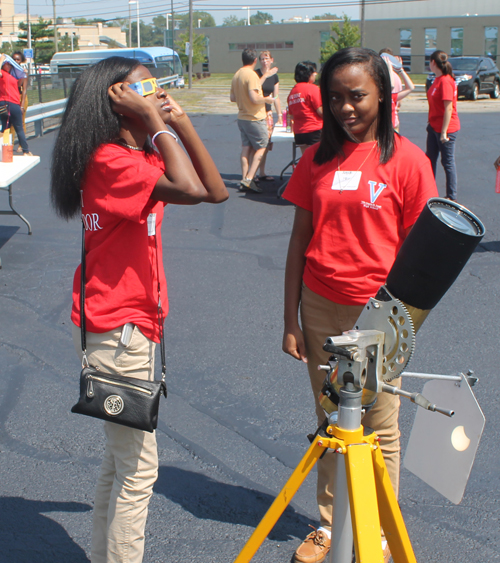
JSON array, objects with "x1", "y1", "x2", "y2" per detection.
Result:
[{"x1": 426, "y1": 56, "x2": 500, "y2": 100}]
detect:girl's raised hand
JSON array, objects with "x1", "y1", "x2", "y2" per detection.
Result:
[{"x1": 108, "y1": 82, "x2": 151, "y2": 119}]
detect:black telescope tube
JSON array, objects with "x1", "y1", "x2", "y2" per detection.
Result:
[{"x1": 386, "y1": 198, "x2": 485, "y2": 310}]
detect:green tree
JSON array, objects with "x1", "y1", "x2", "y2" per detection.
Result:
[
  {"x1": 320, "y1": 15, "x2": 361, "y2": 63},
  {"x1": 177, "y1": 12, "x2": 215, "y2": 29},
  {"x1": 250, "y1": 11, "x2": 273, "y2": 25},
  {"x1": 312, "y1": 13, "x2": 340, "y2": 20},
  {"x1": 1, "y1": 42, "x2": 13, "y2": 56},
  {"x1": 222, "y1": 15, "x2": 246, "y2": 26},
  {"x1": 72, "y1": 17, "x2": 106, "y2": 26},
  {"x1": 58, "y1": 33, "x2": 79, "y2": 52},
  {"x1": 18, "y1": 17, "x2": 55, "y2": 64},
  {"x1": 175, "y1": 32, "x2": 206, "y2": 68}
]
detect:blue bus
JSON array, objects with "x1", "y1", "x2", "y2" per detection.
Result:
[{"x1": 50, "y1": 47, "x2": 184, "y2": 88}]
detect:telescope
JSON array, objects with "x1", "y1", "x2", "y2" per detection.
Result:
[
  {"x1": 234, "y1": 198, "x2": 485, "y2": 563},
  {"x1": 319, "y1": 197, "x2": 485, "y2": 416}
]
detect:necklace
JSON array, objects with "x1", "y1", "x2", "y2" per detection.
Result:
[
  {"x1": 336, "y1": 142, "x2": 378, "y2": 194},
  {"x1": 116, "y1": 139, "x2": 143, "y2": 151}
]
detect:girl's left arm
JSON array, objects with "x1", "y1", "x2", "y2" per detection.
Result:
[
  {"x1": 18, "y1": 77, "x2": 27, "y2": 111},
  {"x1": 440, "y1": 100, "x2": 453, "y2": 142}
]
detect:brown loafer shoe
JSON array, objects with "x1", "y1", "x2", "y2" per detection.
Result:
[{"x1": 294, "y1": 527, "x2": 331, "y2": 563}]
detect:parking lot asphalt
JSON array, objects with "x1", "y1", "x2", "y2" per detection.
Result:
[{"x1": 1, "y1": 108, "x2": 500, "y2": 563}]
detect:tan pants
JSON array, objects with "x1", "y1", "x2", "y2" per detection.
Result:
[
  {"x1": 73, "y1": 324, "x2": 158, "y2": 563},
  {"x1": 299, "y1": 284, "x2": 401, "y2": 531}
]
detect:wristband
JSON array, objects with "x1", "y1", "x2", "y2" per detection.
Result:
[{"x1": 152, "y1": 130, "x2": 178, "y2": 146}]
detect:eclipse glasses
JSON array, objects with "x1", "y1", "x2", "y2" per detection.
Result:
[{"x1": 129, "y1": 77, "x2": 159, "y2": 96}]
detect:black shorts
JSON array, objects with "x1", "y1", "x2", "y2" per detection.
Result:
[{"x1": 294, "y1": 130, "x2": 322, "y2": 146}]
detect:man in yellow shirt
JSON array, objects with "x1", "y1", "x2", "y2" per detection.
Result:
[{"x1": 230, "y1": 49, "x2": 274, "y2": 193}]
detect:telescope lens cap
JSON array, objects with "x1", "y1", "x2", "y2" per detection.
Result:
[{"x1": 428, "y1": 199, "x2": 484, "y2": 237}]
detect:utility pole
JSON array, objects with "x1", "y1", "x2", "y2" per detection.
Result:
[
  {"x1": 52, "y1": 0, "x2": 58, "y2": 52},
  {"x1": 188, "y1": 0, "x2": 193, "y2": 89},
  {"x1": 360, "y1": 0, "x2": 365, "y2": 48}
]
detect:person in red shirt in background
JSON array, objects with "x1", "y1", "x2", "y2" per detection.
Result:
[
  {"x1": 282, "y1": 47, "x2": 437, "y2": 563},
  {"x1": 0, "y1": 54, "x2": 31, "y2": 155},
  {"x1": 287, "y1": 61, "x2": 323, "y2": 154},
  {"x1": 51, "y1": 56, "x2": 228, "y2": 563},
  {"x1": 426, "y1": 49, "x2": 460, "y2": 201}
]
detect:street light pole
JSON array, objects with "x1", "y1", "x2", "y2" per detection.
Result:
[
  {"x1": 52, "y1": 0, "x2": 58, "y2": 52},
  {"x1": 136, "y1": 0, "x2": 140, "y2": 48},
  {"x1": 26, "y1": 0, "x2": 32, "y2": 75},
  {"x1": 242, "y1": 6, "x2": 250, "y2": 26},
  {"x1": 129, "y1": 0, "x2": 140, "y2": 48},
  {"x1": 188, "y1": 0, "x2": 193, "y2": 89},
  {"x1": 128, "y1": 2, "x2": 132, "y2": 48}
]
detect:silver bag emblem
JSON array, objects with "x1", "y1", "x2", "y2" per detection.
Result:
[{"x1": 104, "y1": 395, "x2": 124, "y2": 416}]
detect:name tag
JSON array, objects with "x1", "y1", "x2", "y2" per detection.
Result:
[
  {"x1": 147, "y1": 213, "x2": 156, "y2": 236},
  {"x1": 331, "y1": 171, "x2": 361, "y2": 191}
]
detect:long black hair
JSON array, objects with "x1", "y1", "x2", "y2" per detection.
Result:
[
  {"x1": 315, "y1": 47, "x2": 394, "y2": 165},
  {"x1": 50, "y1": 56, "x2": 141, "y2": 219},
  {"x1": 430, "y1": 50, "x2": 454, "y2": 78}
]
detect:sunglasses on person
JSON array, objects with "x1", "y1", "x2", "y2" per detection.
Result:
[{"x1": 129, "y1": 78, "x2": 159, "y2": 96}]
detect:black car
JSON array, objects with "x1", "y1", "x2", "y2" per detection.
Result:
[{"x1": 426, "y1": 56, "x2": 500, "y2": 100}]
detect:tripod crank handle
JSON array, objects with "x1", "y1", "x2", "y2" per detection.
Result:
[{"x1": 381, "y1": 384, "x2": 455, "y2": 417}]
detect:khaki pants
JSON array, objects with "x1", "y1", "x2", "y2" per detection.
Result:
[
  {"x1": 300, "y1": 284, "x2": 401, "y2": 531},
  {"x1": 73, "y1": 324, "x2": 158, "y2": 563}
]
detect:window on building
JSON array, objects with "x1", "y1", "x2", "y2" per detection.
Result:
[
  {"x1": 451, "y1": 27, "x2": 463, "y2": 56},
  {"x1": 229, "y1": 41, "x2": 293, "y2": 51},
  {"x1": 425, "y1": 28, "x2": 437, "y2": 70},
  {"x1": 485, "y1": 27, "x2": 498, "y2": 59},
  {"x1": 399, "y1": 29, "x2": 411, "y2": 71}
]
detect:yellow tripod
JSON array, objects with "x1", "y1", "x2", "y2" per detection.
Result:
[{"x1": 234, "y1": 389, "x2": 417, "y2": 563}]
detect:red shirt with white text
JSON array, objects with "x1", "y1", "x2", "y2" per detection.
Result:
[{"x1": 71, "y1": 144, "x2": 167, "y2": 343}]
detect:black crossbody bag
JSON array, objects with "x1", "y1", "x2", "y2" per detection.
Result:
[{"x1": 71, "y1": 222, "x2": 167, "y2": 432}]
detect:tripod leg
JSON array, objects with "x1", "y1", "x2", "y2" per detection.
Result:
[
  {"x1": 345, "y1": 443, "x2": 384, "y2": 563},
  {"x1": 330, "y1": 453, "x2": 353, "y2": 563},
  {"x1": 372, "y1": 446, "x2": 417, "y2": 563},
  {"x1": 234, "y1": 436, "x2": 326, "y2": 563}
]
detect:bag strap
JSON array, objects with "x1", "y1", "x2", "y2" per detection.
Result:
[{"x1": 80, "y1": 219, "x2": 166, "y2": 382}]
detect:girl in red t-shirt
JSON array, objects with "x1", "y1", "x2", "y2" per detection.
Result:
[
  {"x1": 50, "y1": 57, "x2": 228, "y2": 563},
  {"x1": 0, "y1": 54, "x2": 31, "y2": 154},
  {"x1": 282, "y1": 47, "x2": 437, "y2": 563},
  {"x1": 287, "y1": 61, "x2": 323, "y2": 153},
  {"x1": 426, "y1": 50, "x2": 460, "y2": 201}
]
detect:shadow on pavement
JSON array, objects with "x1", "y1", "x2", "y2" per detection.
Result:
[
  {"x1": 0, "y1": 225, "x2": 20, "y2": 250},
  {"x1": 155, "y1": 466, "x2": 314, "y2": 541},
  {"x1": 0, "y1": 497, "x2": 91, "y2": 562}
]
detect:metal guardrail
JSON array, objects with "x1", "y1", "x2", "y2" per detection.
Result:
[
  {"x1": 25, "y1": 99, "x2": 67, "y2": 137},
  {"x1": 23, "y1": 74, "x2": 181, "y2": 137}
]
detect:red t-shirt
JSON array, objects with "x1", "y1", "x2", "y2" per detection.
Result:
[
  {"x1": 287, "y1": 82, "x2": 323, "y2": 134},
  {"x1": 427, "y1": 74, "x2": 460, "y2": 133},
  {"x1": 0, "y1": 70, "x2": 21, "y2": 104},
  {"x1": 283, "y1": 136, "x2": 438, "y2": 305},
  {"x1": 71, "y1": 144, "x2": 168, "y2": 343}
]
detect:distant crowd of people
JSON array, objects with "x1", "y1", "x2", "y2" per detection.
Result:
[{"x1": 230, "y1": 45, "x2": 460, "y2": 202}]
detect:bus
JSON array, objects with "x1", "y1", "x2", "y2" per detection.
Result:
[{"x1": 50, "y1": 47, "x2": 184, "y2": 89}]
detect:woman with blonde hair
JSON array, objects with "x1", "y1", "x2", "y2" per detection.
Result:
[{"x1": 255, "y1": 50, "x2": 282, "y2": 181}]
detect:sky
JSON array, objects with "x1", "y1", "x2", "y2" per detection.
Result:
[{"x1": 14, "y1": 0, "x2": 360, "y2": 27}]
